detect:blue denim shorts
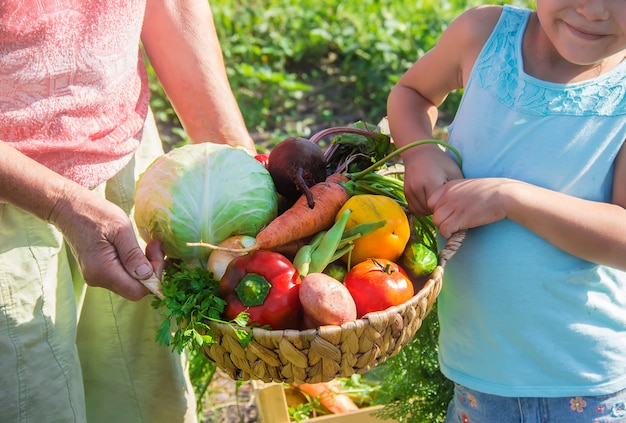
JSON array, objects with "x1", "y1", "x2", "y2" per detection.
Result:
[{"x1": 445, "y1": 384, "x2": 626, "y2": 423}]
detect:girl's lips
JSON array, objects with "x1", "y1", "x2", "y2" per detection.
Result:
[{"x1": 565, "y1": 21, "x2": 606, "y2": 41}]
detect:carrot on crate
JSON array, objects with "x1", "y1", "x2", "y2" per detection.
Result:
[{"x1": 293, "y1": 379, "x2": 359, "y2": 415}]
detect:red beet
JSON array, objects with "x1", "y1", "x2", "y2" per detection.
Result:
[{"x1": 267, "y1": 137, "x2": 327, "y2": 208}]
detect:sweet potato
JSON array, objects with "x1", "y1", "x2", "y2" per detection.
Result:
[{"x1": 299, "y1": 272, "x2": 357, "y2": 329}]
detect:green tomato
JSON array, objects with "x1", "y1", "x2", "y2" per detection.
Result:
[{"x1": 323, "y1": 262, "x2": 348, "y2": 282}]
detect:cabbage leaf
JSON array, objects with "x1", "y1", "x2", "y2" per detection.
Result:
[{"x1": 134, "y1": 143, "x2": 278, "y2": 262}]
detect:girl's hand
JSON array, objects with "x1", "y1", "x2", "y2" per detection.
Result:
[
  {"x1": 427, "y1": 177, "x2": 517, "y2": 239},
  {"x1": 403, "y1": 145, "x2": 464, "y2": 217}
]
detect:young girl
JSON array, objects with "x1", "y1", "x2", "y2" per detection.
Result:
[{"x1": 387, "y1": 1, "x2": 626, "y2": 422}]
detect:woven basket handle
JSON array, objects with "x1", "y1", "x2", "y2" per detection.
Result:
[{"x1": 438, "y1": 230, "x2": 466, "y2": 267}]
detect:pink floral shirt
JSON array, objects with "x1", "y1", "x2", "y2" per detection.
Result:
[{"x1": 0, "y1": 0, "x2": 149, "y2": 188}]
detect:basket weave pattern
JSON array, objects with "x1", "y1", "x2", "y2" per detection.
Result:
[{"x1": 203, "y1": 230, "x2": 466, "y2": 384}]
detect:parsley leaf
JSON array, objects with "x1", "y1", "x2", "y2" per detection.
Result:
[{"x1": 151, "y1": 260, "x2": 251, "y2": 353}]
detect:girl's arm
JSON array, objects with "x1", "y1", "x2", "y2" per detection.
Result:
[
  {"x1": 387, "y1": 5, "x2": 502, "y2": 216},
  {"x1": 141, "y1": 0, "x2": 255, "y2": 154},
  {"x1": 427, "y1": 142, "x2": 626, "y2": 270},
  {"x1": 388, "y1": 5, "x2": 502, "y2": 148}
]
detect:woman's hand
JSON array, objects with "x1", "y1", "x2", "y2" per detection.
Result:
[
  {"x1": 1, "y1": 142, "x2": 165, "y2": 300},
  {"x1": 49, "y1": 186, "x2": 163, "y2": 300}
]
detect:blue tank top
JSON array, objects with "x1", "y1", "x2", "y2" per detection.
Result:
[{"x1": 438, "y1": 5, "x2": 626, "y2": 397}]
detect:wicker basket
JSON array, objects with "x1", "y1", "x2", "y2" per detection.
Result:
[{"x1": 201, "y1": 230, "x2": 466, "y2": 384}]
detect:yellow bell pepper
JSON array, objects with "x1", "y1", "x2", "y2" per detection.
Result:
[{"x1": 336, "y1": 194, "x2": 410, "y2": 265}]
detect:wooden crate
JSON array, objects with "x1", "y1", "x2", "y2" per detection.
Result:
[{"x1": 254, "y1": 381, "x2": 393, "y2": 423}]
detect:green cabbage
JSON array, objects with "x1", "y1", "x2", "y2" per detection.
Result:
[{"x1": 134, "y1": 143, "x2": 278, "y2": 262}]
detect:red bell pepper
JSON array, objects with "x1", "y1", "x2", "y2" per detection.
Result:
[{"x1": 220, "y1": 250, "x2": 302, "y2": 329}]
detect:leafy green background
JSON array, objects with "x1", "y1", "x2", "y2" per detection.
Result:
[
  {"x1": 150, "y1": 0, "x2": 533, "y2": 149},
  {"x1": 147, "y1": 1, "x2": 533, "y2": 421}
]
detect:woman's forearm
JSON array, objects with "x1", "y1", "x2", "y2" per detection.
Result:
[
  {"x1": 0, "y1": 141, "x2": 82, "y2": 222},
  {"x1": 141, "y1": 0, "x2": 255, "y2": 153}
]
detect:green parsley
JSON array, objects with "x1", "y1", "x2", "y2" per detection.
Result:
[{"x1": 151, "y1": 260, "x2": 252, "y2": 353}]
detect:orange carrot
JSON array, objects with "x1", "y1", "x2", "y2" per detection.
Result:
[
  {"x1": 270, "y1": 238, "x2": 309, "y2": 256},
  {"x1": 293, "y1": 379, "x2": 359, "y2": 414},
  {"x1": 188, "y1": 173, "x2": 350, "y2": 254}
]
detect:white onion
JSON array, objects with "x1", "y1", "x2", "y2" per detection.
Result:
[{"x1": 206, "y1": 235, "x2": 256, "y2": 280}]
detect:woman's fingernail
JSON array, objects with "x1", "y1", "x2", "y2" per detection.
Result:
[{"x1": 135, "y1": 263, "x2": 152, "y2": 277}]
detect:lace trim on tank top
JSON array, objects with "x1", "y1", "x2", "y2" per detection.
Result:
[{"x1": 474, "y1": 6, "x2": 626, "y2": 117}]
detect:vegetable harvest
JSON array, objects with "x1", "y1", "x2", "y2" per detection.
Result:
[
  {"x1": 139, "y1": 121, "x2": 462, "y2": 406},
  {"x1": 187, "y1": 123, "x2": 460, "y2": 259}
]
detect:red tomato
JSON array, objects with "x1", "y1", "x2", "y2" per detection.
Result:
[{"x1": 343, "y1": 258, "x2": 414, "y2": 318}]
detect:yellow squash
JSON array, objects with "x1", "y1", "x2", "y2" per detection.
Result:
[{"x1": 336, "y1": 194, "x2": 410, "y2": 265}]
